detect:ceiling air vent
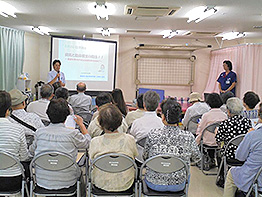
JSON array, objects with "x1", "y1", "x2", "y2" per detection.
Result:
[
  {"x1": 126, "y1": 30, "x2": 151, "y2": 34},
  {"x1": 124, "y1": 5, "x2": 180, "y2": 17},
  {"x1": 187, "y1": 32, "x2": 220, "y2": 37}
]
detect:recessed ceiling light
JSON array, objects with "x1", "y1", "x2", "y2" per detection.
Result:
[
  {"x1": 0, "y1": 1, "x2": 17, "y2": 18},
  {"x1": 216, "y1": 32, "x2": 245, "y2": 40},
  {"x1": 186, "y1": 6, "x2": 217, "y2": 23},
  {"x1": 88, "y1": 2, "x2": 115, "y2": 20},
  {"x1": 32, "y1": 26, "x2": 51, "y2": 36}
]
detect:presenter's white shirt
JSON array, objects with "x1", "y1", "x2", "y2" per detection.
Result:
[{"x1": 47, "y1": 70, "x2": 65, "y2": 84}]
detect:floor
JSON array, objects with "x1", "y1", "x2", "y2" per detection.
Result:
[{"x1": 188, "y1": 166, "x2": 223, "y2": 197}]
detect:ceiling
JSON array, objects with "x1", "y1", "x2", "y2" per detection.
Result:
[{"x1": 0, "y1": 0, "x2": 262, "y2": 39}]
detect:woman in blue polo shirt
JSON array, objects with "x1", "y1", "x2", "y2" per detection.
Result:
[{"x1": 217, "y1": 60, "x2": 237, "y2": 96}]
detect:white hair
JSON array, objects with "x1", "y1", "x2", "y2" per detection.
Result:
[{"x1": 226, "y1": 97, "x2": 244, "y2": 116}]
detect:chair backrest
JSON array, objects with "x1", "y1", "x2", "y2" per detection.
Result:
[
  {"x1": 30, "y1": 151, "x2": 81, "y2": 179},
  {"x1": 185, "y1": 114, "x2": 202, "y2": 134},
  {"x1": 89, "y1": 153, "x2": 138, "y2": 180},
  {"x1": 201, "y1": 121, "x2": 221, "y2": 140},
  {"x1": 140, "y1": 155, "x2": 189, "y2": 180},
  {"x1": 137, "y1": 137, "x2": 147, "y2": 148},
  {"x1": 224, "y1": 134, "x2": 245, "y2": 151},
  {"x1": 0, "y1": 151, "x2": 24, "y2": 176},
  {"x1": 76, "y1": 111, "x2": 93, "y2": 125},
  {"x1": 246, "y1": 167, "x2": 262, "y2": 197}
]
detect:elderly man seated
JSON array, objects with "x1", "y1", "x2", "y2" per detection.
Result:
[
  {"x1": 89, "y1": 103, "x2": 138, "y2": 192},
  {"x1": 223, "y1": 102, "x2": 262, "y2": 196},
  {"x1": 27, "y1": 84, "x2": 54, "y2": 125},
  {"x1": 29, "y1": 98, "x2": 91, "y2": 193},
  {"x1": 8, "y1": 89, "x2": 44, "y2": 146},
  {"x1": 0, "y1": 91, "x2": 28, "y2": 192}
]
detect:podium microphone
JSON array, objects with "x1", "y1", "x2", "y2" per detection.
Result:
[{"x1": 57, "y1": 70, "x2": 60, "y2": 81}]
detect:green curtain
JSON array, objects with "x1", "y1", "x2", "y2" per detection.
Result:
[{"x1": 0, "y1": 26, "x2": 24, "y2": 91}]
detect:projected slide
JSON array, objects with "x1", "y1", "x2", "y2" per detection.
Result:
[
  {"x1": 59, "y1": 39, "x2": 109, "y2": 81},
  {"x1": 51, "y1": 36, "x2": 117, "y2": 91}
]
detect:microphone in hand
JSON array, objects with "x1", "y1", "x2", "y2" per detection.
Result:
[{"x1": 57, "y1": 71, "x2": 60, "y2": 81}]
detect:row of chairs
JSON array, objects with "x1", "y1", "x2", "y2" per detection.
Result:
[{"x1": 0, "y1": 151, "x2": 189, "y2": 197}]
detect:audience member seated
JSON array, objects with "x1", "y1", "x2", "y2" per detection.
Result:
[
  {"x1": 143, "y1": 98, "x2": 201, "y2": 192},
  {"x1": 52, "y1": 81, "x2": 62, "y2": 93},
  {"x1": 0, "y1": 91, "x2": 29, "y2": 192},
  {"x1": 89, "y1": 103, "x2": 138, "y2": 192},
  {"x1": 8, "y1": 89, "x2": 44, "y2": 147},
  {"x1": 215, "y1": 97, "x2": 252, "y2": 186},
  {"x1": 223, "y1": 102, "x2": 262, "y2": 196},
  {"x1": 182, "y1": 92, "x2": 210, "y2": 133},
  {"x1": 220, "y1": 91, "x2": 234, "y2": 113},
  {"x1": 130, "y1": 90, "x2": 164, "y2": 142},
  {"x1": 55, "y1": 87, "x2": 73, "y2": 114},
  {"x1": 125, "y1": 93, "x2": 145, "y2": 128},
  {"x1": 196, "y1": 93, "x2": 227, "y2": 145},
  {"x1": 242, "y1": 91, "x2": 260, "y2": 127},
  {"x1": 112, "y1": 88, "x2": 128, "y2": 117},
  {"x1": 29, "y1": 98, "x2": 90, "y2": 193},
  {"x1": 88, "y1": 93, "x2": 128, "y2": 138},
  {"x1": 91, "y1": 93, "x2": 114, "y2": 121},
  {"x1": 27, "y1": 84, "x2": 54, "y2": 125},
  {"x1": 68, "y1": 82, "x2": 92, "y2": 113}
]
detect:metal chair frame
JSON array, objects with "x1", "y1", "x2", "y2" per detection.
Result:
[
  {"x1": 139, "y1": 154, "x2": 189, "y2": 197},
  {"x1": 0, "y1": 151, "x2": 29, "y2": 197},
  {"x1": 216, "y1": 134, "x2": 246, "y2": 182},
  {"x1": 29, "y1": 151, "x2": 82, "y2": 197},
  {"x1": 184, "y1": 114, "x2": 202, "y2": 135},
  {"x1": 87, "y1": 153, "x2": 138, "y2": 197},
  {"x1": 200, "y1": 121, "x2": 221, "y2": 175},
  {"x1": 246, "y1": 167, "x2": 262, "y2": 197}
]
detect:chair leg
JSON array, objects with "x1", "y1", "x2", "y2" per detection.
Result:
[
  {"x1": 216, "y1": 157, "x2": 224, "y2": 183},
  {"x1": 87, "y1": 182, "x2": 91, "y2": 197},
  {"x1": 22, "y1": 180, "x2": 25, "y2": 197},
  {"x1": 30, "y1": 180, "x2": 33, "y2": 197},
  {"x1": 138, "y1": 181, "x2": 142, "y2": 197},
  {"x1": 224, "y1": 157, "x2": 227, "y2": 182},
  {"x1": 77, "y1": 180, "x2": 80, "y2": 197}
]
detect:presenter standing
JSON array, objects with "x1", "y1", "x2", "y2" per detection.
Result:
[
  {"x1": 217, "y1": 60, "x2": 237, "y2": 96},
  {"x1": 47, "y1": 60, "x2": 66, "y2": 87}
]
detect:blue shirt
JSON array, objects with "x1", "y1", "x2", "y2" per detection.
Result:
[
  {"x1": 47, "y1": 70, "x2": 66, "y2": 84},
  {"x1": 231, "y1": 126, "x2": 262, "y2": 192},
  {"x1": 217, "y1": 71, "x2": 237, "y2": 95}
]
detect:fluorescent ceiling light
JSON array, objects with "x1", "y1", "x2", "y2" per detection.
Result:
[
  {"x1": 217, "y1": 32, "x2": 246, "y2": 40},
  {"x1": 32, "y1": 26, "x2": 51, "y2": 36},
  {"x1": 88, "y1": 2, "x2": 115, "y2": 20},
  {"x1": 187, "y1": 6, "x2": 217, "y2": 23},
  {"x1": 0, "y1": 1, "x2": 17, "y2": 18},
  {"x1": 101, "y1": 28, "x2": 110, "y2": 36},
  {"x1": 161, "y1": 30, "x2": 190, "y2": 38}
]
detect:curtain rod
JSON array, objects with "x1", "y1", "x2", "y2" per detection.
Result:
[{"x1": 211, "y1": 43, "x2": 262, "y2": 52}]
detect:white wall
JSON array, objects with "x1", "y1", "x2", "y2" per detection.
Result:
[{"x1": 23, "y1": 33, "x2": 260, "y2": 100}]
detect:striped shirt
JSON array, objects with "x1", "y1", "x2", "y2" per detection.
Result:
[
  {"x1": 0, "y1": 118, "x2": 28, "y2": 177},
  {"x1": 29, "y1": 123, "x2": 91, "y2": 189}
]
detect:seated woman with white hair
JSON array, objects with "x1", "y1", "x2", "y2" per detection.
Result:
[{"x1": 215, "y1": 97, "x2": 252, "y2": 186}]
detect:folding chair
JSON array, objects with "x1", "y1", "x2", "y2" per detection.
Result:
[
  {"x1": 139, "y1": 155, "x2": 189, "y2": 197},
  {"x1": 246, "y1": 167, "x2": 262, "y2": 197},
  {"x1": 136, "y1": 137, "x2": 147, "y2": 164},
  {"x1": 184, "y1": 114, "x2": 202, "y2": 135},
  {"x1": 29, "y1": 151, "x2": 82, "y2": 197},
  {"x1": 216, "y1": 134, "x2": 245, "y2": 182},
  {"x1": 76, "y1": 111, "x2": 93, "y2": 127},
  {"x1": 200, "y1": 121, "x2": 221, "y2": 175},
  {"x1": 0, "y1": 151, "x2": 29, "y2": 197},
  {"x1": 87, "y1": 153, "x2": 138, "y2": 197}
]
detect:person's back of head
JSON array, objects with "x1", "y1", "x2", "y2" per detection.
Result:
[
  {"x1": 226, "y1": 97, "x2": 244, "y2": 116},
  {"x1": 137, "y1": 93, "x2": 144, "y2": 109},
  {"x1": 243, "y1": 91, "x2": 260, "y2": 109},
  {"x1": 160, "y1": 98, "x2": 182, "y2": 125},
  {"x1": 98, "y1": 103, "x2": 123, "y2": 132},
  {"x1": 40, "y1": 84, "x2": 54, "y2": 99},
  {"x1": 143, "y1": 90, "x2": 160, "y2": 111},
  {"x1": 221, "y1": 91, "x2": 234, "y2": 104},
  {"x1": 55, "y1": 87, "x2": 69, "y2": 100},
  {"x1": 76, "y1": 82, "x2": 86, "y2": 92},
  {"x1": 95, "y1": 93, "x2": 112, "y2": 108},
  {"x1": 111, "y1": 88, "x2": 127, "y2": 116},
  {"x1": 52, "y1": 81, "x2": 62, "y2": 93},
  {"x1": 46, "y1": 98, "x2": 70, "y2": 124},
  {"x1": 9, "y1": 89, "x2": 27, "y2": 109},
  {"x1": 206, "y1": 93, "x2": 223, "y2": 108},
  {"x1": 0, "y1": 91, "x2": 11, "y2": 117}
]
